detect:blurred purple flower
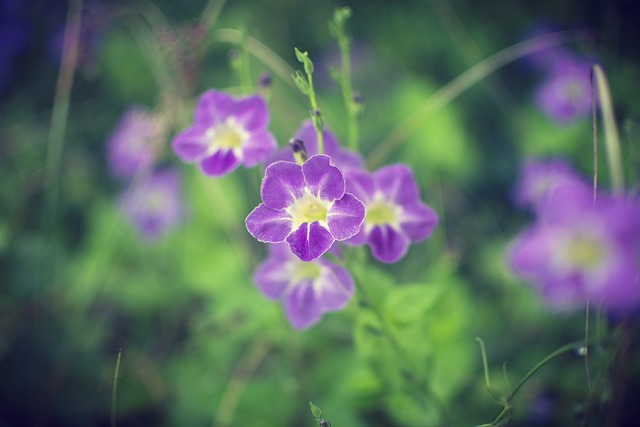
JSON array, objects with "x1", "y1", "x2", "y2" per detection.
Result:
[
  {"x1": 513, "y1": 158, "x2": 587, "y2": 213},
  {"x1": 344, "y1": 164, "x2": 439, "y2": 263},
  {"x1": 509, "y1": 183, "x2": 640, "y2": 314},
  {"x1": 106, "y1": 107, "x2": 164, "y2": 178},
  {"x1": 245, "y1": 154, "x2": 365, "y2": 262},
  {"x1": 122, "y1": 169, "x2": 183, "y2": 240},
  {"x1": 534, "y1": 52, "x2": 593, "y2": 124},
  {"x1": 172, "y1": 90, "x2": 276, "y2": 176},
  {"x1": 254, "y1": 243, "x2": 354, "y2": 329},
  {"x1": 266, "y1": 120, "x2": 363, "y2": 172}
]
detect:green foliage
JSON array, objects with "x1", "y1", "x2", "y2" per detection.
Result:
[{"x1": 394, "y1": 78, "x2": 479, "y2": 181}]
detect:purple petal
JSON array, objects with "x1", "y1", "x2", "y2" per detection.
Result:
[
  {"x1": 286, "y1": 222, "x2": 334, "y2": 262},
  {"x1": 331, "y1": 149, "x2": 364, "y2": 173},
  {"x1": 368, "y1": 225, "x2": 410, "y2": 263},
  {"x1": 195, "y1": 90, "x2": 234, "y2": 128},
  {"x1": 284, "y1": 280, "x2": 323, "y2": 329},
  {"x1": 302, "y1": 154, "x2": 345, "y2": 201},
  {"x1": 345, "y1": 169, "x2": 375, "y2": 204},
  {"x1": 172, "y1": 124, "x2": 210, "y2": 162},
  {"x1": 253, "y1": 255, "x2": 291, "y2": 300},
  {"x1": 507, "y1": 227, "x2": 553, "y2": 279},
  {"x1": 399, "y1": 202, "x2": 439, "y2": 241},
  {"x1": 232, "y1": 95, "x2": 269, "y2": 131},
  {"x1": 199, "y1": 149, "x2": 239, "y2": 176},
  {"x1": 375, "y1": 164, "x2": 420, "y2": 205},
  {"x1": 240, "y1": 131, "x2": 277, "y2": 167},
  {"x1": 261, "y1": 161, "x2": 305, "y2": 210},
  {"x1": 327, "y1": 193, "x2": 365, "y2": 241},
  {"x1": 344, "y1": 227, "x2": 368, "y2": 246},
  {"x1": 293, "y1": 120, "x2": 340, "y2": 156},
  {"x1": 316, "y1": 260, "x2": 354, "y2": 310},
  {"x1": 245, "y1": 204, "x2": 293, "y2": 243}
]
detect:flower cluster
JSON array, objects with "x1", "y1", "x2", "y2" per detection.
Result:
[
  {"x1": 508, "y1": 159, "x2": 640, "y2": 314},
  {"x1": 105, "y1": 107, "x2": 184, "y2": 240},
  {"x1": 170, "y1": 88, "x2": 439, "y2": 328}
]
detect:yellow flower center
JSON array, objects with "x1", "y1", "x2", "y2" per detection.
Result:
[
  {"x1": 565, "y1": 233, "x2": 605, "y2": 268},
  {"x1": 215, "y1": 127, "x2": 244, "y2": 149},
  {"x1": 146, "y1": 191, "x2": 166, "y2": 213},
  {"x1": 287, "y1": 192, "x2": 329, "y2": 228},
  {"x1": 365, "y1": 201, "x2": 397, "y2": 226},
  {"x1": 292, "y1": 261, "x2": 322, "y2": 281}
]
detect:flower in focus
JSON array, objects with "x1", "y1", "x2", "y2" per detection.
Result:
[
  {"x1": 122, "y1": 169, "x2": 183, "y2": 240},
  {"x1": 106, "y1": 107, "x2": 164, "y2": 178},
  {"x1": 254, "y1": 243, "x2": 354, "y2": 329},
  {"x1": 344, "y1": 164, "x2": 439, "y2": 263},
  {"x1": 245, "y1": 154, "x2": 365, "y2": 262},
  {"x1": 513, "y1": 158, "x2": 586, "y2": 212},
  {"x1": 534, "y1": 51, "x2": 593, "y2": 124},
  {"x1": 266, "y1": 120, "x2": 363, "y2": 172},
  {"x1": 509, "y1": 183, "x2": 640, "y2": 314},
  {"x1": 172, "y1": 90, "x2": 276, "y2": 176}
]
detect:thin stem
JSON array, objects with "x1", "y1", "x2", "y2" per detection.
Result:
[
  {"x1": 368, "y1": 30, "x2": 593, "y2": 168},
  {"x1": 42, "y1": 0, "x2": 83, "y2": 236},
  {"x1": 212, "y1": 29, "x2": 295, "y2": 90},
  {"x1": 111, "y1": 349, "x2": 123, "y2": 427}
]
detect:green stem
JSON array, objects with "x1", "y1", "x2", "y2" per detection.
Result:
[
  {"x1": 331, "y1": 7, "x2": 359, "y2": 150},
  {"x1": 486, "y1": 340, "x2": 584, "y2": 426}
]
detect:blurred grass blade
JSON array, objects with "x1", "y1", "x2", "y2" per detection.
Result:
[{"x1": 592, "y1": 65, "x2": 624, "y2": 193}]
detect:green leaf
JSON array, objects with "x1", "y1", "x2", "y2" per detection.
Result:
[{"x1": 310, "y1": 402, "x2": 323, "y2": 419}]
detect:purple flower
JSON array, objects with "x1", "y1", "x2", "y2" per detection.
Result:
[
  {"x1": 172, "y1": 90, "x2": 277, "y2": 176},
  {"x1": 106, "y1": 107, "x2": 164, "y2": 178},
  {"x1": 266, "y1": 120, "x2": 363, "y2": 172},
  {"x1": 254, "y1": 243, "x2": 354, "y2": 329},
  {"x1": 245, "y1": 154, "x2": 365, "y2": 262},
  {"x1": 513, "y1": 158, "x2": 587, "y2": 212},
  {"x1": 509, "y1": 184, "x2": 640, "y2": 314},
  {"x1": 122, "y1": 169, "x2": 183, "y2": 240},
  {"x1": 344, "y1": 164, "x2": 439, "y2": 263},
  {"x1": 534, "y1": 52, "x2": 593, "y2": 124}
]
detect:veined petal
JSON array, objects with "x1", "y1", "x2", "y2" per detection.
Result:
[
  {"x1": 232, "y1": 95, "x2": 269, "y2": 131},
  {"x1": 327, "y1": 193, "x2": 365, "y2": 240},
  {"x1": 316, "y1": 260, "x2": 354, "y2": 310},
  {"x1": 399, "y1": 202, "x2": 439, "y2": 241},
  {"x1": 368, "y1": 224, "x2": 410, "y2": 263},
  {"x1": 200, "y1": 150, "x2": 239, "y2": 176},
  {"x1": 302, "y1": 154, "x2": 345, "y2": 201},
  {"x1": 172, "y1": 124, "x2": 211, "y2": 162},
  {"x1": 195, "y1": 90, "x2": 234, "y2": 128},
  {"x1": 261, "y1": 161, "x2": 305, "y2": 210},
  {"x1": 253, "y1": 255, "x2": 291, "y2": 300},
  {"x1": 345, "y1": 169, "x2": 375, "y2": 204},
  {"x1": 245, "y1": 204, "x2": 293, "y2": 243},
  {"x1": 241, "y1": 131, "x2": 277, "y2": 167},
  {"x1": 286, "y1": 222, "x2": 334, "y2": 262},
  {"x1": 284, "y1": 280, "x2": 323, "y2": 329},
  {"x1": 375, "y1": 164, "x2": 420, "y2": 205}
]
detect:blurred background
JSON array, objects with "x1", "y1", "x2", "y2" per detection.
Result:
[{"x1": 1, "y1": 0, "x2": 639, "y2": 426}]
